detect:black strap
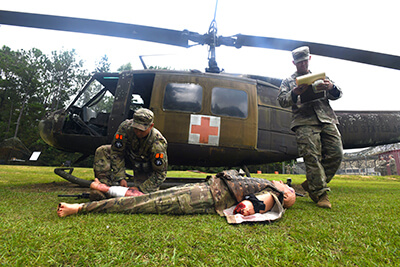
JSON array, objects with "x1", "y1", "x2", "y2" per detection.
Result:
[
  {"x1": 244, "y1": 194, "x2": 266, "y2": 213},
  {"x1": 269, "y1": 187, "x2": 284, "y2": 205}
]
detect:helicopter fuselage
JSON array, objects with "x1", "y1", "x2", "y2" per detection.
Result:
[{"x1": 39, "y1": 70, "x2": 400, "y2": 167}]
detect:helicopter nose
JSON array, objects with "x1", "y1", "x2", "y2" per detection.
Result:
[{"x1": 38, "y1": 112, "x2": 57, "y2": 147}]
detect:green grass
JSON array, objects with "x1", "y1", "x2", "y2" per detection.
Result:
[{"x1": 1, "y1": 165, "x2": 400, "y2": 266}]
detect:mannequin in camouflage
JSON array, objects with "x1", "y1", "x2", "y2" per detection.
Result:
[
  {"x1": 93, "y1": 108, "x2": 168, "y2": 196},
  {"x1": 57, "y1": 170, "x2": 296, "y2": 224}
]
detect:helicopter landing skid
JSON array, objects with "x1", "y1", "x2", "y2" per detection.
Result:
[{"x1": 54, "y1": 167, "x2": 207, "y2": 189}]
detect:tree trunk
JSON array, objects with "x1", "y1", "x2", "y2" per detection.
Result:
[
  {"x1": 6, "y1": 102, "x2": 13, "y2": 133},
  {"x1": 14, "y1": 94, "x2": 28, "y2": 138}
]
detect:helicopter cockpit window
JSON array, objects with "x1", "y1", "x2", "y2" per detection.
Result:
[
  {"x1": 72, "y1": 79, "x2": 114, "y2": 114},
  {"x1": 211, "y1": 87, "x2": 248, "y2": 118},
  {"x1": 163, "y1": 83, "x2": 203, "y2": 112},
  {"x1": 64, "y1": 78, "x2": 116, "y2": 136}
]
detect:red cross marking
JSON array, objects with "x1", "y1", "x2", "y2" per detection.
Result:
[{"x1": 191, "y1": 117, "x2": 219, "y2": 144}]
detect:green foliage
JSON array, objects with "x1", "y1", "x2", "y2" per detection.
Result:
[
  {"x1": 117, "y1": 62, "x2": 133, "y2": 71},
  {"x1": 94, "y1": 55, "x2": 111, "y2": 73},
  {"x1": 0, "y1": 46, "x2": 95, "y2": 165},
  {"x1": 1, "y1": 166, "x2": 400, "y2": 266},
  {"x1": 0, "y1": 46, "x2": 83, "y2": 137},
  {"x1": 149, "y1": 65, "x2": 172, "y2": 70},
  {"x1": 0, "y1": 46, "x2": 48, "y2": 139},
  {"x1": 44, "y1": 49, "x2": 89, "y2": 112}
]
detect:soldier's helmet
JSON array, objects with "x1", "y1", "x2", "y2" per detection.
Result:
[
  {"x1": 272, "y1": 180, "x2": 296, "y2": 208},
  {"x1": 132, "y1": 108, "x2": 154, "y2": 131},
  {"x1": 292, "y1": 46, "x2": 310, "y2": 64}
]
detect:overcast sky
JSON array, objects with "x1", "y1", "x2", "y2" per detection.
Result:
[{"x1": 1, "y1": 0, "x2": 400, "y2": 112}]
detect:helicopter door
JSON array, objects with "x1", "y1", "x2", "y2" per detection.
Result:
[
  {"x1": 107, "y1": 72, "x2": 135, "y2": 136},
  {"x1": 256, "y1": 82, "x2": 297, "y2": 156},
  {"x1": 107, "y1": 72, "x2": 155, "y2": 138}
]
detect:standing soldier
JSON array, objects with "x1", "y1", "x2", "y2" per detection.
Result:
[
  {"x1": 285, "y1": 163, "x2": 292, "y2": 174},
  {"x1": 92, "y1": 108, "x2": 168, "y2": 199},
  {"x1": 377, "y1": 156, "x2": 387, "y2": 176},
  {"x1": 277, "y1": 46, "x2": 343, "y2": 209},
  {"x1": 388, "y1": 154, "x2": 398, "y2": 175}
]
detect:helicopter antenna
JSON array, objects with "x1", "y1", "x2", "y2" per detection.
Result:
[
  {"x1": 205, "y1": 0, "x2": 222, "y2": 73},
  {"x1": 139, "y1": 55, "x2": 147, "y2": 69},
  {"x1": 213, "y1": 0, "x2": 218, "y2": 20},
  {"x1": 138, "y1": 54, "x2": 173, "y2": 70}
]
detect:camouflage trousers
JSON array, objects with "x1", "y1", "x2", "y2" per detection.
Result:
[
  {"x1": 82, "y1": 181, "x2": 217, "y2": 215},
  {"x1": 93, "y1": 145, "x2": 112, "y2": 184},
  {"x1": 93, "y1": 145, "x2": 148, "y2": 186},
  {"x1": 390, "y1": 163, "x2": 397, "y2": 175},
  {"x1": 378, "y1": 166, "x2": 387, "y2": 176},
  {"x1": 295, "y1": 123, "x2": 343, "y2": 197}
]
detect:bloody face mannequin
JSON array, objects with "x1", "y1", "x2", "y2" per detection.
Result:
[{"x1": 233, "y1": 181, "x2": 297, "y2": 216}]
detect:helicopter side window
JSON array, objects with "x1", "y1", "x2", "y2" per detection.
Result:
[
  {"x1": 163, "y1": 83, "x2": 203, "y2": 112},
  {"x1": 211, "y1": 87, "x2": 248, "y2": 118}
]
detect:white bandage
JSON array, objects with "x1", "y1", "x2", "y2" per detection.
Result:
[{"x1": 108, "y1": 186, "x2": 129, "y2": 197}]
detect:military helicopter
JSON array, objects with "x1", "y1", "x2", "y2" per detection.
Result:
[{"x1": 1, "y1": 9, "x2": 400, "y2": 179}]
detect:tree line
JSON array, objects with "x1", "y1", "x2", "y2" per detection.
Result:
[{"x1": 0, "y1": 45, "x2": 111, "y2": 166}]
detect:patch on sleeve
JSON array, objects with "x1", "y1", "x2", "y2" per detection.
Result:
[
  {"x1": 154, "y1": 153, "x2": 164, "y2": 166},
  {"x1": 114, "y1": 141, "x2": 123, "y2": 148},
  {"x1": 113, "y1": 134, "x2": 124, "y2": 149}
]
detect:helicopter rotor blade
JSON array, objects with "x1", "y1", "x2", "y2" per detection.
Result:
[
  {"x1": 2, "y1": 10, "x2": 400, "y2": 70},
  {"x1": 234, "y1": 34, "x2": 400, "y2": 70},
  {"x1": 0, "y1": 10, "x2": 189, "y2": 47}
]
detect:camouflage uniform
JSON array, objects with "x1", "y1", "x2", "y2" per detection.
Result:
[
  {"x1": 389, "y1": 156, "x2": 397, "y2": 175},
  {"x1": 278, "y1": 68, "x2": 343, "y2": 197},
  {"x1": 377, "y1": 158, "x2": 387, "y2": 176},
  {"x1": 93, "y1": 108, "x2": 168, "y2": 194},
  {"x1": 80, "y1": 170, "x2": 286, "y2": 222},
  {"x1": 83, "y1": 180, "x2": 217, "y2": 215}
]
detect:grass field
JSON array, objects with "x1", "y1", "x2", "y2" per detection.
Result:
[{"x1": 1, "y1": 165, "x2": 399, "y2": 266}]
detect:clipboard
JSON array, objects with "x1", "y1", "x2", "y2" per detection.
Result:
[
  {"x1": 296, "y1": 72, "x2": 326, "y2": 103},
  {"x1": 296, "y1": 72, "x2": 325, "y2": 85},
  {"x1": 299, "y1": 85, "x2": 326, "y2": 103}
]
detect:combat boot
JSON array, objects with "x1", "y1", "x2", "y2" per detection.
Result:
[
  {"x1": 301, "y1": 180, "x2": 318, "y2": 203},
  {"x1": 317, "y1": 192, "x2": 331, "y2": 209}
]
